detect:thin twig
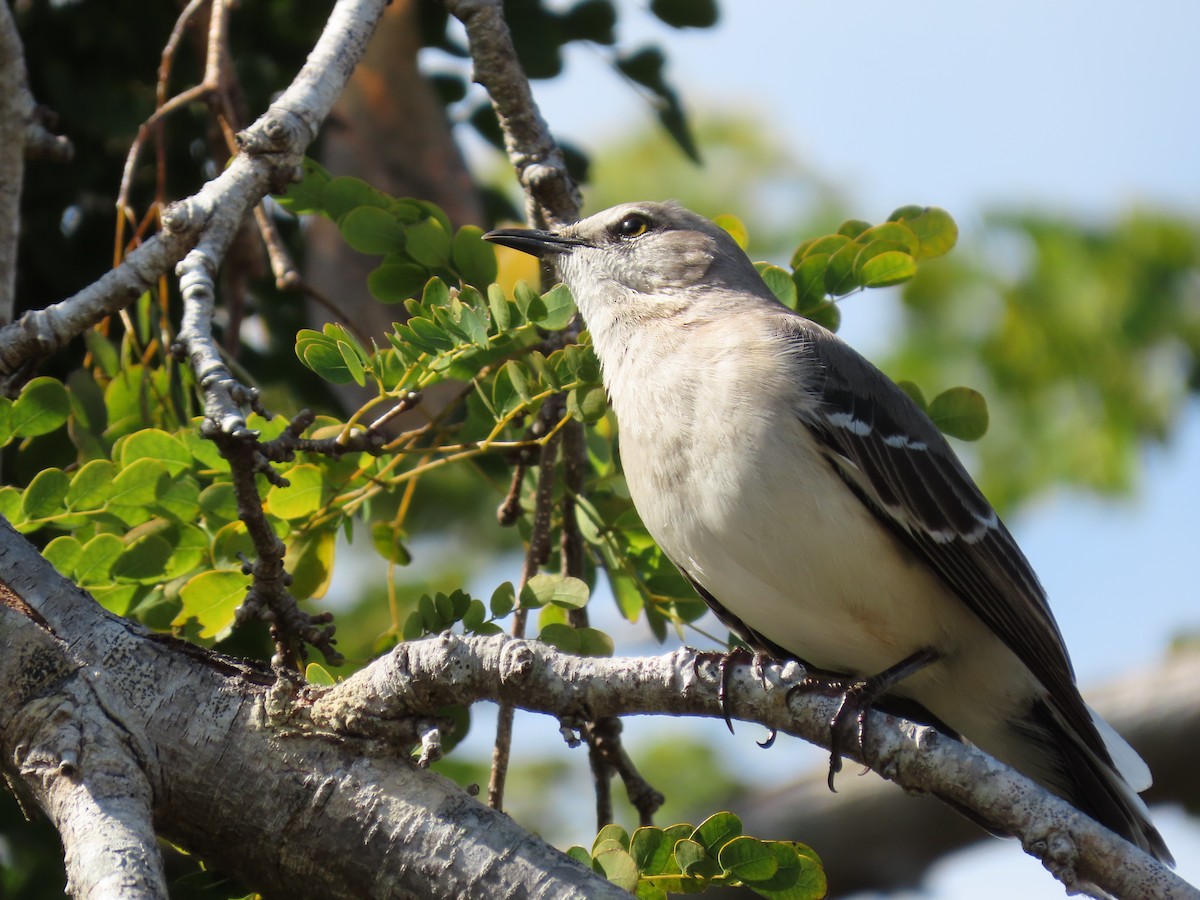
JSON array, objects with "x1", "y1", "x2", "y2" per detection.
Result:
[
  {"x1": 488, "y1": 397, "x2": 564, "y2": 809},
  {"x1": 117, "y1": 0, "x2": 214, "y2": 226}
]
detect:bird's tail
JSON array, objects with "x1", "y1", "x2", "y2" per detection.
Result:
[{"x1": 999, "y1": 698, "x2": 1173, "y2": 865}]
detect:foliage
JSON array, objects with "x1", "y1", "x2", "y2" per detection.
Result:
[
  {"x1": 569, "y1": 813, "x2": 826, "y2": 899},
  {"x1": 886, "y1": 209, "x2": 1200, "y2": 509}
]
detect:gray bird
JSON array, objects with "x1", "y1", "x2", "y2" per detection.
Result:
[{"x1": 484, "y1": 201, "x2": 1171, "y2": 863}]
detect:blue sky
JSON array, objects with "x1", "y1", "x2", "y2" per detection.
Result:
[{"x1": 441, "y1": 1, "x2": 1200, "y2": 891}]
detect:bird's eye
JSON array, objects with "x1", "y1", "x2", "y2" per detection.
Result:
[{"x1": 614, "y1": 214, "x2": 649, "y2": 238}]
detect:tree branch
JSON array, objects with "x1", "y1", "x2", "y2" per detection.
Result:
[
  {"x1": 733, "y1": 651, "x2": 1200, "y2": 897},
  {"x1": 0, "y1": 520, "x2": 629, "y2": 900},
  {"x1": 0, "y1": 2, "x2": 74, "y2": 329},
  {"x1": 446, "y1": 0, "x2": 580, "y2": 228},
  {"x1": 311, "y1": 633, "x2": 1198, "y2": 900}
]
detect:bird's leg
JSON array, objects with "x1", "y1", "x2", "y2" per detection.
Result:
[{"x1": 825, "y1": 647, "x2": 940, "y2": 791}]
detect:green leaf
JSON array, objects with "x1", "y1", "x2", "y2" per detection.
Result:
[
  {"x1": 0, "y1": 486, "x2": 22, "y2": 524},
  {"x1": 593, "y1": 844, "x2": 639, "y2": 891},
  {"x1": 692, "y1": 812, "x2": 743, "y2": 856},
  {"x1": 21, "y1": 468, "x2": 69, "y2": 519},
  {"x1": 567, "y1": 385, "x2": 607, "y2": 424},
  {"x1": 928, "y1": 387, "x2": 989, "y2": 441},
  {"x1": 746, "y1": 842, "x2": 826, "y2": 898},
  {"x1": 368, "y1": 263, "x2": 430, "y2": 304},
  {"x1": 74, "y1": 533, "x2": 126, "y2": 585},
  {"x1": 452, "y1": 225, "x2": 499, "y2": 288},
  {"x1": 487, "y1": 284, "x2": 512, "y2": 332},
  {"x1": 405, "y1": 219, "x2": 451, "y2": 267},
  {"x1": 11, "y1": 377, "x2": 70, "y2": 438},
  {"x1": 300, "y1": 336, "x2": 355, "y2": 384},
  {"x1": 267, "y1": 464, "x2": 326, "y2": 522},
  {"x1": 717, "y1": 836, "x2": 778, "y2": 883},
  {"x1": 108, "y1": 458, "x2": 168, "y2": 523},
  {"x1": 576, "y1": 627, "x2": 615, "y2": 657},
  {"x1": 823, "y1": 242, "x2": 862, "y2": 296},
  {"x1": 895, "y1": 380, "x2": 928, "y2": 412},
  {"x1": 64, "y1": 461, "x2": 114, "y2": 514},
  {"x1": 340, "y1": 206, "x2": 406, "y2": 255},
  {"x1": 836, "y1": 218, "x2": 872, "y2": 239},
  {"x1": 534, "y1": 284, "x2": 577, "y2": 330},
  {"x1": 887, "y1": 206, "x2": 958, "y2": 259},
  {"x1": 521, "y1": 573, "x2": 589, "y2": 609},
  {"x1": 211, "y1": 521, "x2": 256, "y2": 568},
  {"x1": 505, "y1": 360, "x2": 533, "y2": 403},
  {"x1": 490, "y1": 581, "x2": 515, "y2": 617},
  {"x1": 337, "y1": 340, "x2": 367, "y2": 387},
  {"x1": 43, "y1": 535, "x2": 83, "y2": 576},
  {"x1": 112, "y1": 533, "x2": 174, "y2": 584},
  {"x1": 674, "y1": 839, "x2": 719, "y2": 878},
  {"x1": 156, "y1": 474, "x2": 201, "y2": 522},
  {"x1": 198, "y1": 483, "x2": 238, "y2": 526},
  {"x1": 287, "y1": 529, "x2": 336, "y2": 601},
  {"x1": 0, "y1": 397, "x2": 13, "y2": 446},
  {"x1": 321, "y1": 175, "x2": 388, "y2": 222},
  {"x1": 713, "y1": 213, "x2": 748, "y2": 249},
  {"x1": 803, "y1": 301, "x2": 841, "y2": 332},
  {"x1": 791, "y1": 234, "x2": 850, "y2": 267},
  {"x1": 566, "y1": 846, "x2": 592, "y2": 868},
  {"x1": 631, "y1": 827, "x2": 673, "y2": 874},
  {"x1": 593, "y1": 824, "x2": 631, "y2": 852},
  {"x1": 162, "y1": 524, "x2": 208, "y2": 579},
  {"x1": 756, "y1": 263, "x2": 797, "y2": 309},
  {"x1": 306, "y1": 663, "x2": 336, "y2": 686},
  {"x1": 369, "y1": 520, "x2": 411, "y2": 565},
  {"x1": 538, "y1": 622, "x2": 581, "y2": 654},
  {"x1": 174, "y1": 569, "x2": 249, "y2": 640},
  {"x1": 792, "y1": 254, "x2": 829, "y2": 310},
  {"x1": 121, "y1": 429, "x2": 193, "y2": 476},
  {"x1": 858, "y1": 249, "x2": 917, "y2": 288},
  {"x1": 855, "y1": 221, "x2": 920, "y2": 255},
  {"x1": 273, "y1": 156, "x2": 330, "y2": 215}
]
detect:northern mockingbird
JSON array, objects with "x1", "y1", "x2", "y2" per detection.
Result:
[{"x1": 484, "y1": 201, "x2": 1171, "y2": 863}]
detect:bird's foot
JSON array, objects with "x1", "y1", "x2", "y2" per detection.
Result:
[
  {"x1": 806, "y1": 648, "x2": 941, "y2": 792},
  {"x1": 692, "y1": 646, "x2": 777, "y2": 737},
  {"x1": 826, "y1": 681, "x2": 872, "y2": 791}
]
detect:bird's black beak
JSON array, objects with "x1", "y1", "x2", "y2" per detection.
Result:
[{"x1": 483, "y1": 228, "x2": 586, "y2": 258}]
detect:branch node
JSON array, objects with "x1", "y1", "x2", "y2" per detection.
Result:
[
  {"x1": 498, "y1": 638, "x2": 535, "y2": 684},
  {"x1": 558, "y1": 717, "x2": 584, "y2": 749},
  {"x1": 416, "y1": 724, "x2": 443, "y2": 768}
]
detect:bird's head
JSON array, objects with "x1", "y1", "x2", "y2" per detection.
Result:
[{"x1": 483, "y1": 201, "x2": 772, "y2": 323}]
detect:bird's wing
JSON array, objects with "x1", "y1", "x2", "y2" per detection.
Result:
[{"x1": 781, "y1": 317, "x2": 1098, "y2": 744}]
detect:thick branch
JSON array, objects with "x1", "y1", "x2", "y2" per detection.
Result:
[
  {"x1": 312, "y1": 634, "x2": 1198, "y2": 900},
  {"x1": 0, "y1": 521, "x2": 627, "y2": 900},
  {"x1": 733, "y1": 651, "x2": 1200, "y2": 896}
]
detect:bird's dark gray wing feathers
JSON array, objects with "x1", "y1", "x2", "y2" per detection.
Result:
[{"x1": 779, "y1": 318, "x2": 1101, "y2": 748}]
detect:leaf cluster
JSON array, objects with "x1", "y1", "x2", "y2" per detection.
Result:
[
  {"x1": 569, "y1": 813, "x2": 826, "y2": 900},
  {"x1": 740, "y1": 206, "x2": 989, "y2": 441}
]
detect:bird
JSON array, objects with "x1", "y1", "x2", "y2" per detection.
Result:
[{"x1": 483, "y1": 201, "x2": 1171, "y2": 864}]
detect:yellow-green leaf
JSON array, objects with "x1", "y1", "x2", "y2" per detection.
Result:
[{"x1": 175, "y1": 569, "x2": 249, "y2": 640}]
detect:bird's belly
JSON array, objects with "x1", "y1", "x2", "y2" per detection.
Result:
[{"x1": 626, "y1": 416, "x2": 1034, "y2": 719}]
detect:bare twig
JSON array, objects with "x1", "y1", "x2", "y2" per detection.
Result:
[
  {"x1": 254, "y1": 203, "x2": 302, "y2": 291},
  {"x1": 488, "y1": 397, "x2": 565, "y2": 809},
  {"x1": 117, "y1": 0, "x2": 221, "y2": 223}
]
